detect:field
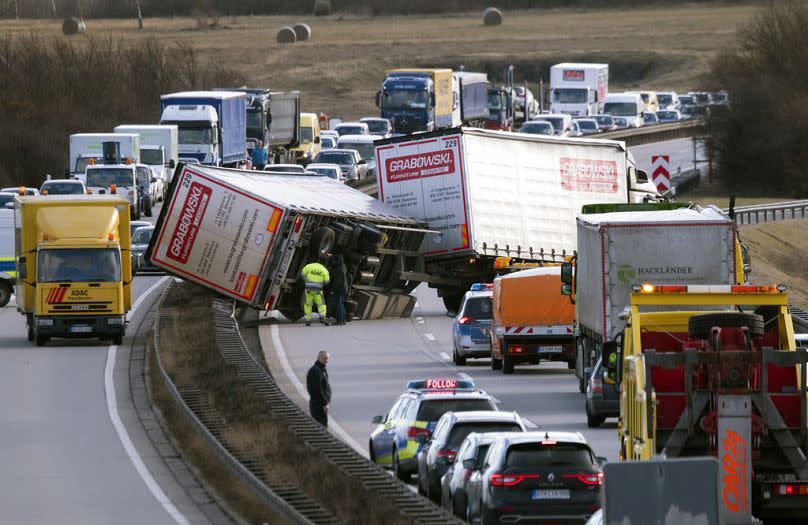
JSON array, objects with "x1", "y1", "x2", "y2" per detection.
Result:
[
  {"x1": 0, "y1": 3, "x2": 757, "y2": 119},
  {"x1": 741, "y1": 219, "x2": 808, "y2": 308}
]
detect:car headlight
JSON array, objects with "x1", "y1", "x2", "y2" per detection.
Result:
[
  {"x1": 36, "y1": 318, "x2": 54, "y2": 326},
  {"x1": 107, "y1": 317, "x2": 124, "y2": 326}
]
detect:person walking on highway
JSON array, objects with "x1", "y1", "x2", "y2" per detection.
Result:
[
  {"x1": 251, "y1": 139, "x2": 268, "y2": 170},
  {"x1": 329, "y1": 253, "x2": 348, "y2": 325},
  {"x1": 306, "y1": 351, "x2": 331, "y2": 427},
  {"x1": 300, "y1": 257, "x2": 331, "y2": 327}
]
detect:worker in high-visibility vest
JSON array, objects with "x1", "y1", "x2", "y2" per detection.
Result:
[{"x1": 300, "y1": 259, "x2": 331, "y2": 327}]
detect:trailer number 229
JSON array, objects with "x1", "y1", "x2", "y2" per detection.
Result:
[{"x1": 443, "y1": 139, "x2": 458, "y2": 149}]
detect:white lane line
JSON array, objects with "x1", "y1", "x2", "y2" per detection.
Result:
[
  {"x1": 105, "y1": 276, "x2": 190, "y2": 525},
  {"x1": 415, "y1": 317, "x2": 424, "y2": 323},
  {"x1": 270, "y1": 324, "x2": 369, "y2": 458},
  {"x1": 424, "y1": 333, "x2": 436, "y2": 341},
  {"x1": 440, "y1": 352, "x2": 451, "y2": 361},
  {"x1": 458, "y1": 373, "x2": 473, "y2": 382},
  {"x1": 523, "y1": 418, "x2": 538, "y2": 429}
]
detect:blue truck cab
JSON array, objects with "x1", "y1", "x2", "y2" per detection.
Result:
[{"x1": 160, "y1": 91, "x2": 247, "y2": 167}]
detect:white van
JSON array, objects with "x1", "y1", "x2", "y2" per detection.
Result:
[
  {"x1": 603, "y1": 93, "x2": 644, "y2": 128},
  {"x1": 534, "y1": 113, "x2": 572, "y2": 136},
  {"x1": 337, "y1": 134, "x2": 383, "y2": 178}
]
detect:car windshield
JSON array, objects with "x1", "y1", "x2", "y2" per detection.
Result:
[
  {"x1": 309, "y1": 167, "x2": 339, "y2": 179},
  {"x1": 604, "y1": 102, "x2": 639, "y2": 116},
  {"x1": 644, "y1": 114, "x2": 657, "y2": 122},
  {"x1": 382, "y1": 89, "x2": 428, "y2": 111},
  {"x1": 692, "y1": 93, "x2": 710, "y2": 104},
  {"x1": 316, "y1": 151, "x2": 352, "y2": 164},
  {"x1": 505, "y1": 442, "x2": 594, "y2": 468},
  {"x1": 339, "y1": 142, "x2": 374, "y2": 161},
  {"x1": 593, "y1": 116, "x2": 613, "y2": 125},
  {"x1": 321, "y1": 137, "x2": 336, "y2": 149},
  {"x1": 37, "y1": 248, "x2": 121, "y2": 283},
  {"x1": 416, "y1": 399, "x2": 495, "y2": 421},
  {"x1": 520, "y1": 122, "x2": 553, "y2": 135},
  {"x1": 658, "y1": 94, "x2": 672, "y2": 105},
  {"x1": 0, "y1": 193, "x2": 14, "y2": 207},
  {"x1": 553, "y1": 88, "x2": 587, "y2": 103},
  {"x1": 462, "y1": 296, "x2": 492, "y2": 319},
  {"x1": 542, "y1": 118, "x2": 564, "y2": 133},
  {"x1": 130, "y1": 222, "x2": 150, "y2": 236},
  {"x1": 136, "y1": 167, "x2": 151, "y2": 184},
  {"x1": 179, "y1": 127, "x2": 215, "y2": 145},
  {"x1": 364, "y1": 121, "x2": 389, "y2": 134},
  {"x1": 714, "y1": 92, "x2": 728, "y2": 102},
  {"x1": 300, "y1": 127, "x2": 314, "y2": 143},
  {"x1": 447, "y1": 423, "x2": 522, "y2": 449},
  {"x1": 679, "y1": 96, "x2": 694, "y2": 105},
  {"x1": 86, "y1": 168, "x2": 134, "y2": 188},
  {"x1": 337, "y1": 126, "x2": 364, "y2": 136},
  {"x1": 132, "y1": 227, "x2": 154, "y2": 244},
  {"x1": 140, "y1": 149, "x2": 163, "y2": 165},
  {"x1": 488, "y1": 92, "x2": 503, "y2": 111},
  {"x1": 42, "y1": 183, "x2": 84, "y2": 195},
  {"x1": 578, "y1": 120, "x2": 598, "y2": 131}
]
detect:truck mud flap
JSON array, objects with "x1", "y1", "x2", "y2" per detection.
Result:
[{"x1": 353, "y1": 291, "x2": 415, "y2": 320}]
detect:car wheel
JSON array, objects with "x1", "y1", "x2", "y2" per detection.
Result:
[
  {"x1": 567, "y1": 359, "x2": 575, "y2": 370},
  {"x1": 578, "y1": 375, "x2": 586, "y2": 394},
  {"x1": 427, "y1": 474, "x2": 440, "y2": 502},
  {"x1": 35, "y1": 332, "x2": 48, "y2": 347},
  {"x1": 0, "y1": 281, "x2": 12, "y2": 307},
  {"x1": 453, "y1": 347, "x2": 467, "y2": 366},
  {"x1": 112, "y1": 334, "x2": 123, "y2": 346},
  {"x1": 491, "y1": 353, "x2": 502, "y2": 370},
  {"x1": 27, "y1": 323, "x2": 34, "y2": 342},
  {"x1": 586, "y1": 403, "x2": 605, "y2": 428},
  {"x1": 503, "y1": 355, "x2": 515, "y2": 374},
  {"x1": 393, "y1": 448, "x2": 410, "y2": 482},
  {"x1": 368, "y1": 440, "x2": 376, "y2": 463}
]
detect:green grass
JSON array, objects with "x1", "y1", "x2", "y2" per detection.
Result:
[{"x1": 678, "y1": 182, "x2": 788, "y2": 208}]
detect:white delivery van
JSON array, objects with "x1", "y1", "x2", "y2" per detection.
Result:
[
  {"x1": 69, "y1": 133, "x2": 140, "y2": 181},
  {"x1": 549, "y1": 63, "x2": 609, "y2": 116},
  {"x1": 337, "y1": 134, "x2": 383, "y2": 179},
  {"x1": 114, "y1": 125, "x2": 179, "y2": 199},
  {"x1": 603, "y1": 93, "x2": 644, "y2": 128}
]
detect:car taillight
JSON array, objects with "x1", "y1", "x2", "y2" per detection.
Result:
[
  {"x1": 590, "y1": 375, "x2": 603, "y2": 394},
  {"x1": 490, "y1": 473, "x2": 539, "y2": 486},
  {"x1": 564, "y1": 472, "x2": 604, "y2": 485},
  {"x1": 437, "y1": 448, "x2": 456, "y2": 462},
  {"x1": 407, "y1": 427, "x2": 431, "y2": 440},
  {"x1": 457, "y1": 317, "x2": 474, "y2": 325}
]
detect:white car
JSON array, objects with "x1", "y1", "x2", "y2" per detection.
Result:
[
  {"x1": 334, "y1": 122, "x2": 369, "y2": 137},
  {"x1": 40, "y1": 179, "x2": 87, "y2": 195},
  {"x1": 519, "y1": 120, "x2": 555, "y2": 136},
  {"x1": 535, "y1": 113, "x2": 572, "y2": 136},
  {"x1": 0, "y1": 186, "x2": 39, "y2": 196},
  {"x1": 306, "y1": 163, "x2": 345, "y2": 183},
  {"x1": 336, "y1": 134, "x2": 382, "y2": 179},
  {"x1": 359, "y1": 117, "x2": 392, "y2": 138},
  {"x1": 573, "y1": 118, "x2": 601, "y2": 135},
  {"x1": 312, "y1": 149, "x2": 367, "y2": 181},
  {"x1": 657, "y1": 91, "x2": 680, "y2": 111},
  {"x1": 262, "y1": 163, "x2": 307, "y2": 174},
  {"x1": 321, "y1": 130, "x2": 340, "y2": 141}
]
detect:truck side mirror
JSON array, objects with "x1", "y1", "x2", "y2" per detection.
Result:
[
  {"x1": 560, "y1": 262, "x2": 573, "y2": 285},
  {"x1": 561, "y1": 283, "x2": 573, "y2": 296},
  {"x1": 314, "y1": 136, "x2": 321, "y2": 144},
  {"x1": 18, "y1": 256, "x2": 26, "y2": 279},
  {"x1": 430, "y1": 92, "x2": 436, "y2": 107},
  {"x1": 375, "y1": 91, "x2": 382, "y2": 108}
]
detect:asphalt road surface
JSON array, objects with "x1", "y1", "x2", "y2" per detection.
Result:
[{"x1": 259, "y1": 284, "x2": 620, "y2": 474}]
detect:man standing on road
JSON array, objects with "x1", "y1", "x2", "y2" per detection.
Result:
[
  {"x1": 300, "y1": 258, "x2": 331, "y2": 327},
  {"x1": 306, "y1": 351, "x2": 331, "y2": 427},
  {"x1": 251, "y1": 139, "x2": 268, "y2": 170}
]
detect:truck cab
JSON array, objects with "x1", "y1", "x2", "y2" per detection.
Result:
[
  {"x1": 603, "y1": 93, "x2": 644, "y2": 128},
  {"x1": 484, "y1": 88, "x2": 513, "y2": 131},
  {"x1": 139, "y1": 145, "x2": 168, "y2": 201},
  {"x1": 378, "y1": 74, "x2": 435, "y2": 134},
  {"x1": 290, "y1": 112, "x2": 321, "y2": 165},
  {"x1": 160, "y1": 104, "x2": 219, "y2": 165},
  {"x1": 85, "y1": 163, "x2": 141, "y2": 220}
]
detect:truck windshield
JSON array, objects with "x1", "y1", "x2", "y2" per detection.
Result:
[
  {"x1": 246, "y1": 109, "x2": 263, "y2": 133},
  {"x1": 382, "y1": 89, "x2": 428, "y2": 110},
  {"x1": 136, "y1": 167, "x2": 151, "y2": 185},
  {"x1": 553, "y1": 89, "x2": 587, "y2": 103},
  {"x1": 38, "y1": 248, "x2": 121, "y2": 283},
  {"x1": 658, "y1": 94, "x2": 672, "y2": 106},
  {"x1": 604, "y1": 102, "x2": 639, "y2": 116},
  {"x1": 488, "y1": 92, "x2": 503, "y2": 111},
  {"x1": 75, "y1": 157, "x2": 100, "y2": 174},
  {"x1": 140, "y1": 149, "x2": 163, "y2": 165},
  {"x1": 86, "y1": 168, "x2": 134, "y2": 188},
  {"x1": 339, "y1": 142, "x2": 374, "y2": 161},
  {"x1": 300, "y1": 127, "x2": 313, "y2": 143},
  {"x1": 179, "y1": 127, "x2": 216, "y2": 145}
]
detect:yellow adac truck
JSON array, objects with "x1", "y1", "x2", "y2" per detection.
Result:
[{"x1": 14, "y1": 195, "x2": 132, "y2": 346}]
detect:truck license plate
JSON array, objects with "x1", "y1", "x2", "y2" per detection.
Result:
[
  {"x1": 537, "y1": 345, "x2": 563, "y2": 353},
  {"x1": 532, "y1": 489, "x2": 570, "y2": 500},
  {"x1": 69, "y1": 325, "x2": 92, "y2": 333}
]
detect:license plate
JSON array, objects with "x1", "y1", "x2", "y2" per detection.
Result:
[
  {"x1": 69, "y1": 325, "x2": 93, "y2": 333},
  {"x1": 532, "y1": 489, "x2": 570, "y2": 500},
  {"x1": 538, "y1": 345, "x2": 563, "y2": 353}
]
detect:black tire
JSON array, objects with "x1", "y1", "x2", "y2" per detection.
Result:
[
  {"x1": 491, "y1": 353, "x2": 502, "y2": 370},
  {"x1": 578, "y1": 375, "x2": 586, "y2": 394},
  {"x1": 453, "y1": 347, "x2": 467, "y2": 366},
  {"x1": 567, "y1": 359, "x2": 575, "y2": 370},
  {"x1": 688, "y1": 312, "x2": 764, "y2": 339},
  {"x1": 35, "y1": 333, "x2": 47, "y2": 347},
  {"x1": 0, "y1": 281, "x2": 11, "y2": 307},
  {"x1": 112, "y1": 334, "x2": 123, "y2": 345},
  {"x1": 503, "y1": 355, "x2": 515, "y2": 374},
  {"x1": 27, "y1": 324, "x2": 34, "y2": 342},
  {"x1": 441, "y1": 291, "x2": 463, "y2": 313},
  {"x1": 143, "y1": 195, "x2": 153, "y2": 218},
  {"x1": 310, "y1": 226, "x2": 336, "y2": 260},
  {"x1": 368, "y1": 440, "x2": 376, "y2": 463},
  {"x1": 392, "y1": 448, "x2": 411, "y2": 482},
  {"x1": 427, "y1": 474, "x2": 440, "y2": 502},
  {"x1": 586, "y1": 404, "x2": 605, "y2": 428}
]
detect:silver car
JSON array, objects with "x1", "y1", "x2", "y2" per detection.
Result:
[{"x1": 452, "y1": 286, "x2": 493, "y2": 365}]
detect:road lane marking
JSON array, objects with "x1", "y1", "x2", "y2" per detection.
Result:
[
  {"x1": 440, "y1": 352, "x2": 451, "y2": 361},
  {"x1": 424, "y1": 333, "x2": 436, "y2": 341},
  {"x1": 459, "y1": 373, "x2": 473, "y2": 382},
  {"x1": 523, "y1": 418, "x2": 538, "y2": 429},
  {"x1": 415, "y1": 317, "x2": 424, "y2": 323},
  {"x1": 270, "y1": 324, "x2": 369, "y2": 458},
  {"x1": 105, "y1": 276, "x2": 191, "y2": 525}
]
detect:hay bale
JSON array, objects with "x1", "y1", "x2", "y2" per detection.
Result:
[
  {"x1": 313, "y1": 0, "x2": 331, "y2": 16},
  {"x1": 62, "y1": 17, "x2": 86, "y2": 35},
  {"x1": 292, "y1": 22, "x2": 311, "y2": 41},
  {"x1": 276, "y1": 26, "x2": 297, "y2": 44},
  {"x1": 482, "y1": 7, "x2": 503, "y2": 26}
]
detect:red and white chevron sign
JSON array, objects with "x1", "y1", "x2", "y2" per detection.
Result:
[{"x1": 652, "y1": 155, "x2": 670, "y2": 192}]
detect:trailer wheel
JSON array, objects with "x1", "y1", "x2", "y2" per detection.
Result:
[
  {"x1": 503, "y1": 355, "x2": 515, "y2": 374},
  {"x1": 310, "y1": 226, "x2": 336, "y2": 260},
  {"x1": 490, "y1": 351, "x2": 502, "y2": 370},
  {"x1": 0, "y1": 281, "x2": 11, "y2": 307},
  {"x1": 688, "y1": 312, "x2": 764, "y2": 339}
]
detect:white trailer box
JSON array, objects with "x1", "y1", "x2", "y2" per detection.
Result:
[
  {"x1": 69, "y1": 133, "x2": 140, "y2": 181},
  {"x1": 114, "y1": 124, "x2": 179, "y2": 167},
  {"x1": 549, "y1": 63, "x2": 609, "y2": 116},
  {"x1": 146, "y1": 164, "x2": 426, "y2": 318}
]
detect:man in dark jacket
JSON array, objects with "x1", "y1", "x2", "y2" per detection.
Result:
[
  {"x1": 329, "y1": 253, "x2": 349, "y2": 325},
  {"x1": 306, "y1": 351, "x2": 331, "y2": 427}
]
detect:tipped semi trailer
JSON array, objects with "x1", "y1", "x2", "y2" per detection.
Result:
[{"x1": 146, "y1": 164, "x2": 430, "y2": 321}]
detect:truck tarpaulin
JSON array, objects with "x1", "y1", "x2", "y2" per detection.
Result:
[
  {"x1": 493, "y1": 266, "x2": 574, "y2": 328},
  {"x1": 150, "y1": 164, "x2": 283, "y2": 303}
]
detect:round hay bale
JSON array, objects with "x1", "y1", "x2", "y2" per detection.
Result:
[
  {"x1": 313, "y1": 0, "x2": 331, "y2": 16},
  {"x1": 276, "y1": 26, "x2": 297, "y2": 44},
  {"x1": 292, "y1": 22, "x2": 311, "y2": 41},
  {"x1": 62, "y1": 17, "x2": 86, "y2": 35},
  {"x1": 482, "y1": 7, "x2": 503, "y2": 27}
]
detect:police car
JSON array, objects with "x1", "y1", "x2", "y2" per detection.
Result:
[
  {"x1": 369, "y1": 379, "x2": 497, "y2": 482},
  {"x1": 452, "y1": 283, "x2": 494, "y2": 365}
]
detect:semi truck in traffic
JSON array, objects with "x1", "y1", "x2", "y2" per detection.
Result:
[
  {"x1": 113, "y1": 124, "x2": 179, "y2": 197},
  {"x1": 146, "y1": 164, "x2": 430, "y2": 321},
  {"x1": 376, "y1": 69, "x2": 489, "y2": 134},
  {"x1": 549, "y1": 63, "x2": 609, "y2": 117},
  {"x1": 374, "y1": 127, "x2": 660, "y2": 311},
  {"x1": 69, "y1": 133, "x2": 140, "y2": 180},
  {"x1": 561, "y1": 204, "x2": 749, "y2": 392},
  {"x1": 160, "y1": 91, "x2": 247, "y2": 167},
  {"x1": 614, "y1": 284, "x2": 808, "y2": 522},
  {"x1": 14, "y1": 195, "x2": 133, "y2": 346}
]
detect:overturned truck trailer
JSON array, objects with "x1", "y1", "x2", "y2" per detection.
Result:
[{"x1": 146, "y1": 164, "x2": 429, "y2": 320}]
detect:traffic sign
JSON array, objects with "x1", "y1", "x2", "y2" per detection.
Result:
[{"x1": 652, "y1": 155, "x2": 670, "y2": 193}]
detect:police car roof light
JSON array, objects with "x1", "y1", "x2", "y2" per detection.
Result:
[
  {"x1": 407, "y1": 378, "x2": 475, "y2": 390},
  {"x1": 470, "y1": 283, "x2": 493, "y2": 292}
]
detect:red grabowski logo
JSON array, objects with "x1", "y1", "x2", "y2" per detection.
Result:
[
  {"x1": 166, "y1": 181, "x2": 211, "y2": 264},
  {"x1": 386, "y1": 149, "x2": 455, "y2": 182},
  {"x1": 559, "y1": 157, "x2": 619, "y2": 193}
]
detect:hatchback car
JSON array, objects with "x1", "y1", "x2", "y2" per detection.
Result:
[
  {"x1": 334, "y1": 122, "x2": 369, "y2": 136},
  {"x1": 452, "y1": 284, "x2": 493, "y2": 365},
  {"x1": 642, "y1": 112, "x2": 659, "y2": 126},
  {"x1": 306, "y1": 163, "x2": 345, "y2": 183},
  {"x1": 585, "y1": 357, "x2": 620, "y2": 428},
  {"x1": 359, "y1": 117, "x2": 392, "y2": 138},
  {"x1": 656, "y1": 110, "x2": 682, "y2": 123},
  {"x1": 519, "y1": 120, "x2": 555, "y2": 136},
  {"x1": 574, "y1": 118, "x2": 600, "y2": 135},
  {"x1": 313, "y1": 149, "x2": 367, "y2": 181},
  {"x1": 467, "y1": 431, "x2": 604, "y2": 525},
  {"x1": 40, "y1": 179, "x2": 87, "y2": 195},
  {"x1": 320, "y1": 136, "x2": 337, "y2": 150},
  {"x1": 369, "y1": 379, "x2": 497, "y2": 482},
  {"x1": 591, "y1": 115, "x2": 617, "y2": 132},
  {"x1": 418, "y1": 411, "x2": 525, "y2": 502},
  {"x1": 262, "y1": 163, "x2": 307, "y2": 174},
  {"x1": 131, "y1": 226, "x2": 160, "y2": 274}
]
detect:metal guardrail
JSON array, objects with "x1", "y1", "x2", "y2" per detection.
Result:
[
  {"x1": 599, "y1": 120, "x2": 704, "y2": 147},
  {"x1": 722, "y1": 200, "x2": 808, "y2": 225}
]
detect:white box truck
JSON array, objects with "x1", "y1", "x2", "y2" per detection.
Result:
[
  {"x1": 549, "y1": 63, "x2": 609, "y2": 117},
  {"x1": 114, "y1": 124, "x2": 179, "y2": 200},
  {"x1": 563, "y1": 204, "x2": 745, "y2": 391},
  {"x1": 146, "y1": 164, "x2": 429, "y2": 321},
  {"x1": 68, "y1": 133, "x2": 140, "y2": 181},
  {"x1": 374, "y1": 127, "x2": 659, "y2": 310}
]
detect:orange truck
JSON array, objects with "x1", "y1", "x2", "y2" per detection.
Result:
[{"x1": 490, "y1": 266, "x2": 576, "y2": 374}]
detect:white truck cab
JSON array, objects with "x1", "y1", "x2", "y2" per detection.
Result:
[
  {"x1": 84, "y1": 163, "x2": 142, "y2": 220},
  {"x1": 549, "y1": 63, "x2": 609, "y2": 117},
  {"x1": 603, "y1": 92, "x2": 644, "y2": 128},
  {"x1": 160, "y1": 104, "x2": 219, "y2": 165}
]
